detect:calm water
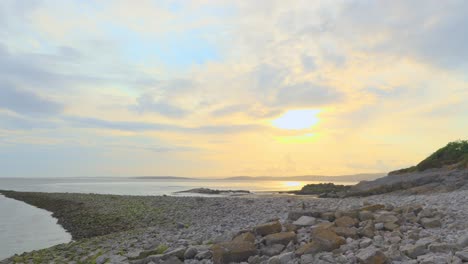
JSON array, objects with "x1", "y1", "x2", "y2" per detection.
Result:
[{"x1": 0, "y1": 177, "x2": 356, "y2": 260}]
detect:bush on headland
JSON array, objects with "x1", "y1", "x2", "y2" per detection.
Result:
[{"x1": 389, "y1": 140, "x2": 468, "y2": 175}]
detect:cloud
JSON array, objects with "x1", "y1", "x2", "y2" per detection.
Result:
[
  {"x1": 64, "y1": 116, "x2": 264, "y2": 134},
  {"x1": 0, "y1": 86, "x2": 63, "y2": 116},
  {"x1": 131, "y1": 95, "x2": 189, "y2": 118},
  {"x1": 0, "y1": 112, "x2": 57, "y2": 130},
  {"x1": 274, "y1": 82, "x2": 343, "y2": 108}
]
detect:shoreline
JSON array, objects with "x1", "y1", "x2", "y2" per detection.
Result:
[{"x1": 1, "y1": 190, "x2": 468, "y2": 263}]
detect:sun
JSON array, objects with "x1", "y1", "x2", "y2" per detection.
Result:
[{"x1": 271, "y1": 109, "x2": 321, "y2": 130}]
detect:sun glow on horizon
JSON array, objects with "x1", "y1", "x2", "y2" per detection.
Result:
[{"x1": 271, "y1": 109, "x2": 321, "y2": 130}]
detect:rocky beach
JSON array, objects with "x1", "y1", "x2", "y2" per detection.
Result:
[{"x1": 1, "y1": 181, "x2": 468, "y2": 264}]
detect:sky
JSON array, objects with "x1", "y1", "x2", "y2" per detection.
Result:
[{"x1": 1, "y1": 0, "x2": 467, "y2": 178}]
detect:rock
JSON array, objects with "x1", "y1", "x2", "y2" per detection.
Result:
[
  {"x1": 277, "y1": 252, "x2": 294, "y2": 264},
  {"x1": 457, "y1": 234, "x2": 468, "y2": 247},
  {"x1": 313, "y1": 222, "x2": 335, "y2": 231},
  {"x1": 293, "y1": 216, "x2": 316, "y2": 226},
  {"x1": 288, "y1": 211, "x2": 321, "y2": 221},
  {"x1": 358, "y1": 211, "x2": 374, "y2": 221},
  {"x1": 295, "y1": 229, "x2": 345, "y2": 255},
  {"x1": 374, "y1": 223, "x2": 384, "y2": 230},
  {"x1": 184, "y1": 247, "x2": 198, "y2": 259},
  {"x1": 455, "y1": 250, "x2": 468, "y2": 261},
  {"x1": 161, "y1": 256, "x2": 183, "y2": 264},
  {"x1": 300, "y1": 254, "x2": 314, "y2": 264},
  {"x1": 233, "y1": 232, "x2": 256, "y2": 243},
  {"x1": 332, "y1": 227, "x2": 358, "y2": 239},
  {"x1": 195, "y1": 250, "x2": 212, "y2": 260},
  {"x1": 419, "y1": 217, "x2": 441, "y2": 228},
  {"x1": 267, "y1": 256, "x2": 280, "y2": 264},
  {"x1": 359, "y1": 238, "x2": 372, "y2": 249},
  {"x1": 356, "y1": 246, "x2": 387, "y2": 264},
  {"x1": 162, "y1": 247, "x2": 185, "y2": 260},
  {"x1": 360, "y1": 204, "x2": 385, "y2": 212},
  {"x1": 383, "y1": 222, "x2": 399, "y2": 231},
  {"x1": 212, "y1": 241, "x2": 257, "y2": 264},
  {"x1": 359, "y1": 221, "x2": 375, "y2": 238},
  {"x1": 261, "y1": 244, "x2": 285, "y2": 256},
  {"x1": 402, "y1": 243, "x2": 428, "y2": 259},
  {"x1": 335, "y1": 216, "x2": 358, "y2": 228},
  {"x1": 428, "y1": 242, "x2": 458, "y2": 253},
  {"x1": 253, "y1": 221, "x2": 282, "y2": 236},
  {"x1": 284, "y1": 223, "x2": 298, "y2": 232},
  {"x1": 320, "y1": 212, "x2": 335, "y2": 221},
  {"x1": 375, "y1": 213, "x2": 399, "y2": 224},
  {"x1": 264, "y1": 232, "x2": 296, "y2": 246}
]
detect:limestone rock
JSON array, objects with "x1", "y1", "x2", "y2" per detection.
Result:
[
  {"x1": 402, "y1": 243, "x2": 428, "y2": 259},
  {"x1": 335, "y1": 216, "x2": 358, "y2": 228},
  {"x1": 293, "y1": 216, "x2": 316, "y2": 226},
  {"x1": 233, "y1": 232, "x2": 256, "y2": 244},
  {"x1": 455, "y1": 250, "x2": 468, "y2": 261},
  {"x1": 419, "y1": 217, "x2": 441, "y2": 228},
  {"x1": 212, "y1": 241, "x2": 257, "y2": 264},
  {"x1": 295, "y1": 229, "x2": 345, "y2": 255},
  {"x1": 356, "y1": 246, "x2": 387, "y2": 264},
  {"x1": 261, "y1": 244, "x2": 285, "y2": 257},
  {"x1": 264, "y1": 231, "x2": 296, "y2": 246},
  {"x1": 253, "y1": 221, "x2": 282, "y2": 236},
  {"x1": 360, "y1": 204, "x2": 385, "y2": 212},
  {"x1": 332, "y1": 227, "x2": 358, "y2": 239}
]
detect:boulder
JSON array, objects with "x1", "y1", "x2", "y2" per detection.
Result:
[
  {"x1": 428, "y1": 243, "x2": 458, "y2": 253},
  {"x1": 335, "y1": 216, "x2": 358, "y2": 228},
  {"x1": 356, "y1": 246, "x2": 387, "y2": 264},
  {"x1": 358, "y1": 211, "x2": 374, "y2": 221},
  {"x1": 183, "y1": 247, "x2": 198, "y2": 259},
  {"x1": 233, "y1": 232, "x2": 256, "y2": 243},
  {"x1": 162, "y1": 247, "x2": 185, "y2": 260},
  {"x1": 212, "y1": 241, "x2": 257, "y2": 264},
  {"x1": 402, "y1": 243, "x2": 428, "y2": 259},
  {"x1": 295, "y1": 229, "x2": 345, "y2": 255},
  {"x1": 293, "y1": 216, "x2": 316, "y2": 226},
  {"x1": 375, "y1": 213, "x2": 399, "y2": 224},
  {"x1": 419, "y1": 217, "x2": 441, "y2": 228},
  {"x1": 264, "y1": 232, "x2": 296, "y2": 246},
  {"x1": 253, "y1": 221, "x2": 282, "y2": 236},
  {"x1": 332, "y1": 227, "x2": 358, "y2": 239},
  {"x1": 359, "y1": 221, "x2": 375, "y2": 238}
]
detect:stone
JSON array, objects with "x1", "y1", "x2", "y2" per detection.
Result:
[
  {"x1": 277, "y1": 252, "x2": 294, "y2": 264},
  {"x1": 300, "y1": 254, "x2": 314, "y2": 264},
  {"x1": 457, "y1": 234, "x2": 468, "y2": 247},
  {"x1": 264, "y1": 232, "x2": 296, "y2": 246},
  {"x1": 375, "y1": 213, "x2": 399, "y2": 224},
  {"x1": 428, "y1": 243, "x2": 458, "y2": 253},
  {"x1": 195, "y1": 251, "x2": 212, "y2": 260},
  {"x1": 284, "y1": 223, "x2": 298, "y2": 232},
  {"x1": 358, "y1": 211, "x2": 374, "y2": 221},
  {"x1": 295, "y1": 229, "x2": 345, "y2": 255},
  {"x1": 320, "y1": 212, "x2": 335, "y2": 221},
  {"x1": 359, "y1": 221, "x2": 375, "y2": 238},
  {"x1": 383, "y1": 222, "x2": 399, "y2": 231},
  {"x1": 184, "y1": 247, "x2": 198, "y2": 259},
  {"x1": 212, "y1": 241, "x2": 257, "y2": 264},
  {"x1": 162, "y1": 247, "x2": 185, "y2": 260},
  {"x1": 355, "y1": 246, "x2": 387, "y2": 264},
  {"x1": 253, "y1": 221, "x2": 282, "y2": 236},
  {"x1": 332, "y1": 227, "x2": 358, "y2": 239},
  {"x1": 335, "y1": 216, "x2": 358, "y2": 228},
  {"x1": 360, "y1": 204, "x2": 385, "y2": 212},
  {"x1": 419, "y1": 217, "x2": 441, "y2": 228},
  {"x1": 288, "y1": 211, "x2": 321, "y2": 221},
  {"x1": 293, "y1": 216, "x2": 316, "y2": 226},
  {"x1": 267, "y1": 256, "x2": 280, "y2": 264},
  {"x1": 455, "y1": 251, "x2": 468, "y2": 261},
  {"x1": 374, "y1": 223, "x2": 384, "y2": 230},
  {"x1": 359, "y1": 238, "x2": 373, "y2": 249},
  {"x1": 161, "y1": 256, "x2": 183, "y2": 264},
  {"x1": 233, "y1": 232, "x2": 256, "y2": 244},
  {"x1": 261, "y1": 244, "x2": 285, "y2": 256},
  {"x1": 402, "y1": 243, "x2": 428, "y2": 259}
]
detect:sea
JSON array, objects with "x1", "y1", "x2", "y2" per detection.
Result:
[{"x1": 0, "y1": 177, "x2": 356, "y2": 260}]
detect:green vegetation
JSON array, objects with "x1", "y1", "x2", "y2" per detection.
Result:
[
  {"x1": 390, "y1": 140, "x2": 468, "y2": 175},
  {"x1": 293, "y1": 183, "x2": 351, "y2": 195}
]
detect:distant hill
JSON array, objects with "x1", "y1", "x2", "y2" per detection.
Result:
[
  {"x1": 131, "y1": 174, "x2": 385, "y2": 182},
  {"x1": 221, "y1": 173, "x2": 385, "y2": 182},
  {"x1": 389, "y1": 140, "x2": 468, "y2": 175}
]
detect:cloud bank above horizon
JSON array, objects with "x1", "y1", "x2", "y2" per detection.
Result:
[{"x1": 1, "y1": 0, "x2": 467, "y2": 177}]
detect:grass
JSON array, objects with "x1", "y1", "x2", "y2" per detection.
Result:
[{"x1": 390, "y1": 140, "x2": 468, "y2": 174}]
